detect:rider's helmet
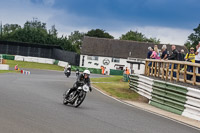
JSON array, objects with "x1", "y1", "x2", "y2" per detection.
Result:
[
  {"x1": 68, "y1": 65, "x2": 71, "y2": 68},
  {"x1": 83, "y1": 70, "x2": 90, "y2": 76}
]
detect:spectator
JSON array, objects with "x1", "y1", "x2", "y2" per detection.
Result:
[
  {"x1": 101, "y1": 66, "x2": 105, "y2": 75},
  {"x1": 15, "y1": 64, "x2": 18, "y2": 70},
  {"x1": 168, "y1": 45, "x2": 178, "y2": 60},
  {"x1": 195, "y1": 42, "x2": 200, "y2": 82},
  {"x1": 168, "y1": 45, "x2": 178, "y2": 77},
  {"x1": 185, "y1": 47, "x2": 195, "y2": 80},
  {"x1": 161, "y1": 45, "x2": 168, "y2": 59},
  {"x1": 124, "y1": 67, "x2": 130, "y2": 75},
  {"x1": 150, "y1": 45, "x2": 160, "y2": 59},
  {"x1": 147, "y1": 47, "x2": 153, "y2": 59},
  {"x1": 179, "y1": 49, "x2": 185, "y2": 61},
  {"x1": 148, "y1": 45, "x2": 160, "y2": 74}
]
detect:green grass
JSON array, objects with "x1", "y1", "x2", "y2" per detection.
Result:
[
  {"x1": 6, "y1": 60, "x2": 64, "y2": 71},
  {"x1": 92, "y1": 76, "x2": 141, "y2": 101},
  {"x1": 91, "y1": 76, "x2": 123, "y2": 82},
  {"x1": 0, "y1": 70, "x2": 19, "y2": 74}
]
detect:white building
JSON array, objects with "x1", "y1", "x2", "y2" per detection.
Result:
[{"x1": 80, "y1": 36, "x2": 187, "y2": 74}]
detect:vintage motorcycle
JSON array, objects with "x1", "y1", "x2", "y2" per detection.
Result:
[
  {"x1": 63, "y1": 82, "x2": 90, "y2": 108},
  {"x1": 64, "y1": 69, "x2": 71, "y2": 78}
]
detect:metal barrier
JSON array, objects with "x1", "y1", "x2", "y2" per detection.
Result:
[{"x1": 145, "y1": 59, "x2": 200, "y2": 86}]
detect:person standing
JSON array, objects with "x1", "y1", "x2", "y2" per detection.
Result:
[
  {"x1": 161, "y1": 45, "x2": 168, "y2": 59},
  {"x1": 179, "y1": 49, "x2": 186, "y2": 61},
  {"x1": 185, "y1": 47, "x2": 195, "y2": 80},
  {"x1": 150, "y1": 45, "x2": 160, "y2": 59},
  {"x1": 101, "y1": 66, "x2": 104, "y2": 75},
  {"x1": 168, "y1": 45, "x2": 178, "y2": 77},
  {"x1": 147, "y1": 47, "x2": 153, "y2": 59},
  {"x1": 195, "y1": 42, "x2": 200, "y2": 82}
]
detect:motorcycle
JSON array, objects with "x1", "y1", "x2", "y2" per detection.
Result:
[
  {"x1": 64, "y1": 69, "x2": 71, "y2": 78},
  {"x1": 63, "y1": 82, "x2": 90, "y2": 108},
  {"x1": 75, "y1": 70, "x2": 80, "y2": 77}
]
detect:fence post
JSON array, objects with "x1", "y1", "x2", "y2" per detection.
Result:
[
  {"x1": 145, "y1": 61, "x2": 148, "y2": 75},
  {"x1": 170, "y1": 63, "x2": 174, "y2": 81},
  {"x1": 193, "y1": 66, "x2": 196, "y2": 85},
  {"x1": 154, "y1": 62, "x2": 157, "y2": 77},
  {"x1": 162, "y1": 62, "x2": 165, "y2": 79},
  {"x1": 166, "y1": 63, "x2": 169, "y2": 80},
  {"x1": 184, "y1": 64, "x2": 187, "y2": 83},
  {"x1": 151, "y1": 62, "x2": 154, "y2": 76},
  {"x1": 158, "y1": 62, "x2": 161, "y2": 77},
  {"x1": 176, "y1": 64, "x2": 180, "y2": 82}
]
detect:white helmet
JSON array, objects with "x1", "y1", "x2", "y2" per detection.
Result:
[
  {"x1": 68, "y1": 65, "x2": 71, "y2": 68},
  {"x1": 83, "y1": 70, "x2": 90, "y2": 75}
]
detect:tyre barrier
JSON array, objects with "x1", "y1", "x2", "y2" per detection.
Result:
[{"x1": 129, "y1": 74, "x2": 200, "y2": 121}]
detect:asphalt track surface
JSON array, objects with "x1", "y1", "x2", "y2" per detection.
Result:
[{"x1": 0, "y1": 69, "x2": 199, "y2": 133}]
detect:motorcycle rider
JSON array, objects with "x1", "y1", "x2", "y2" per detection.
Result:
[
  {"x1": 75, "y1": 68, "x2": 80, "y2": 77},
  {"x1": 67, "y1": 65, "x2": 71, "y2": 72},
  {"x1": 64, "y1": 65, "x2": 71, "y2": 76},
  {"x1": 65, "y1": 70, "x2": 92, "y2": 98}
]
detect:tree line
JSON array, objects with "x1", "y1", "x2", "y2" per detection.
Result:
[{"x1": 0, "y1": 19, "x2": 199, "y2": 53}]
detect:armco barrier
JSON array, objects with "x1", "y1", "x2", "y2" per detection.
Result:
[{"x1": 129, "y1": 74, "x2": 200, "y2": 121}]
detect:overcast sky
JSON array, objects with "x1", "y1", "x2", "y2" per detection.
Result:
[{"x1": 0, "y1": 0, "x2": 199, "y2": 45}]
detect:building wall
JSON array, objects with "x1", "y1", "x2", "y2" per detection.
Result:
[{"x1": 80, "y1": 55, "x2": 145, "y2": 74}]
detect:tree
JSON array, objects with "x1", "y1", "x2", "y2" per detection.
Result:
[
  {"x1": 146, "y1": 37, "x2": 160, "y2": 44},
  {"x1": 86, "y1": 29, "x2": 114, "y2": 39},
  {"x1": 185, "y1": 24, "x2": 200, "y2": 50},
  {"x1": 3, "y1": 24, "x2": 21, "y2": 34},
  {"x1": 68, "y1": 31, "x2": 85, "y2": 54},
  {"x1": 120, "y1": 30, "x2": 160, "y2": 44},
  {"x1": 0, "y1": 19, "x2": 76, "y2": 52}
]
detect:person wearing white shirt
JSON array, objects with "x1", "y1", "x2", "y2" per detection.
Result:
[{"x1": 195, "y1": 42, "x2": 200, "y2": 82}]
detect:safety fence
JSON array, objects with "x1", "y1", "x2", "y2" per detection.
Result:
[
  {"x1": 145, "y1": 59, "x2": 200, "y2": 86},
  {"x1": 129, "y1": 74, "x2": 200, "y2": 121},
  {"x1": 110, "y1": 69, "x2": 124, "y2": 75},
  {"x1": 71, "y1": 65, "x2": 101, "y2": 74}
]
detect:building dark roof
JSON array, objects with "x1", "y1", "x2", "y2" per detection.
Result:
[{"x1": 81, "y1": 36, "x2": 188, "y2": 59}]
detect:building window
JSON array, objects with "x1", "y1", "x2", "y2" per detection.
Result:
[
  {"x1": 112, "y1": 58, "x2": 120, "y2": 63},
  {"x1": 87, "y1": 56, "x2": 98, "y2": 61}
]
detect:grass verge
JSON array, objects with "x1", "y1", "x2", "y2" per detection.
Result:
[
  {"x1": 91, "y1": 76, "x2": 147, "y2": 102},
  {"x1": 0, "y1": 70, "x2": 19, "y2": 74},
  {"x1": 6, "y1": 60, "x2": 64, "y2": 71}
]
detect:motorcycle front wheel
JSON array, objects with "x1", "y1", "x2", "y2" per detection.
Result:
[
  {"x1": 63, "y1": 89, "x2": 76, "y2": 105},
  {"x1": 74, "y1": 91, "x2": 86, "y2": 108}
]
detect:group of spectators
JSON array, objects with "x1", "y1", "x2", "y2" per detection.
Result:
[{"x1": 147, "y1": 42, "x2": 200, "y2": 82}]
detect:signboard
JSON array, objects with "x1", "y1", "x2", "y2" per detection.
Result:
[{"x1": 103, "y1": 58, "x2": 110, "y2": 65}]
